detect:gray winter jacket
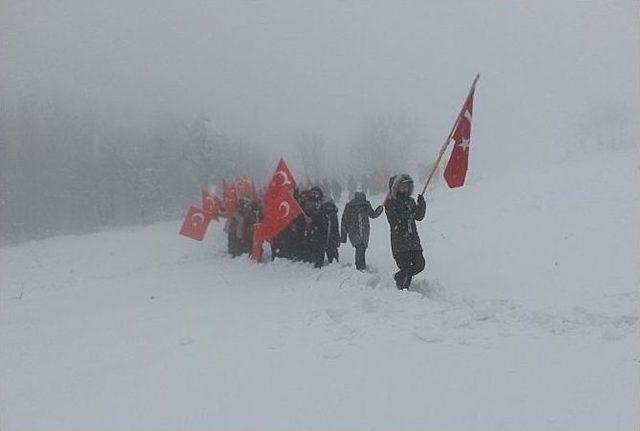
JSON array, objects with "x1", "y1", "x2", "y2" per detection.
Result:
[{"x1": 341, "y1": 192, "x2": 383, "y2": 248}]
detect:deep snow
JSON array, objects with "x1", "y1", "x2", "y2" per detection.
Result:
[{"x1": 1, "y1": 149, "x2": 639, "y2": 430}]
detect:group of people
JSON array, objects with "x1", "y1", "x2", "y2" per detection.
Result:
[
  {"x1": 224, "y1": 173, "x2": 426, "y2": 290},
  {"x1": 225, "y1": 198, "x2": 263, "y2": 257},
  {"x1": 296, "y1": 177, "x2": 343, "y2": 204},
  {"x1": 272, "y1": 186, "x2": 340, "y2": 268}
]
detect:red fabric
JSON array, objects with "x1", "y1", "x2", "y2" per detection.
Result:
[
  {"x1": 179, "y1": 206, "x2": 214, "y2": 241},
  {"x1": 256, "y1": 185, "x2": 302, "y2": 242},
  {"x1": 443, "y1": 87, "x2": 476, "y2": 188},
  {"x1": 250, "y1": 222, "x2": 263, "y2": 262},
  {"x1": 269, "y1": 158, "x2": 297, "y2": 191},
  {"x1": 222, "y1": 180, "x2": 237, "y2": 217},
  {"x1": 201, "y1": 189, "x2": 221, "y2": 220}
]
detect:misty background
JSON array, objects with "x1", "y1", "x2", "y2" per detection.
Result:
[{"x1": 1, "y1": 0, "x2": 638, "y2": 244}]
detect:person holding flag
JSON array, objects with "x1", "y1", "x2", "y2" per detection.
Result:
[
  {"x1": 385, "y1": 174, "x2": 426, "y2": 289},
  {"x1": 384, "y1": 74, "x2": 478, "y2": 289},
  {"x1": 250, "y1": 158, "x2": 303, "y2": 262}
]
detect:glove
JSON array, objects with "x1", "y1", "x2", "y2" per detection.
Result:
[{"x1": 417, "y1": 194, "x2": 425, "y2": 204}]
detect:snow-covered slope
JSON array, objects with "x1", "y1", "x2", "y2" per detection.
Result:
[{"x1": 2, "y1": 149, "x2": 639, "y2": 430}]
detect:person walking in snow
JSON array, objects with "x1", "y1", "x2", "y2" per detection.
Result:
[
  {"x1": 271, "y1": 217, "x2": 304, "y2": 261},
  {"x1": 321, "y1": 200, "x2": 340, "y2": 264},
  {"x1": 384, "y1": 174, "x2": 426, "y2": 289},
  {"x1": 225, "y1": 199, "x2": 248, "y2": 257},
  {"x1": 303, "y1": 186, "x2": 328, "y2": 268},
  {"x1": 341, "y1": 192, "x2": 383, "y2": 271},
  {"x1": 237, "y1": 198, "x2": 263, "y2": 254}
]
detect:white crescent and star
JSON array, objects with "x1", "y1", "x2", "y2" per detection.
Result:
[
  {"x1": 274, "y1": 170, "x2": 292, "y2": 187},
  {"x1": 191, "y1": 212, "x2": 205, "y2": 227},
  {"x1": 458, "y1": 138, "x2": 470, "y2": 151},
  {"x1": 279, "y1": 201, "x2": 291, "y2": 218},
  {"x1": 455, "y1": 110, "x2": 472, "y2": 151}
]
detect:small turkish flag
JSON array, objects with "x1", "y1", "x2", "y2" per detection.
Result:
[
  {"x1": 222, "y1": 180, "x2": 238, "y2": 217},
  {"x1": 201, "y1": 189, "x2": 221, "y2": 220},
  {"x1": 444, "y1": 77, "x2": 478, "y2": 188},
  {"x1": 179, "y1": 206, "x2": 213, "y2": 241},
  {"x1": 257, "y1": 186, "x2": 302, "y2": 242},
  {"x1": 269, "y1": 158, "x2": 296, "y2": 191}
]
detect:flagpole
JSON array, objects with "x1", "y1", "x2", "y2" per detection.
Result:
[{"x1": 420, "y1": 74, "x2": 480, "y2": 196}]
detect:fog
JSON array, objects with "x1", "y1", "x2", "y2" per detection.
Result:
[{"x1": 1, "y1": 0, "x2": 638, "y2": 242}]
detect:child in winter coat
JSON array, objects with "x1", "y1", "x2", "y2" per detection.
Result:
[{"x1": 341, "y1": 192, "x2": 383, "y2": 270}]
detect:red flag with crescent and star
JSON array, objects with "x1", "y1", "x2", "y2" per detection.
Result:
[
  {"x1": 179, "y1": 206, "x2": 214, "y2": 241},
  {"x1": 256, "y1": 185, "x2": 302, "y2": 243},
  {"x1": 254, "y1": 159, "x2": 300, "y2": 245},
  {"x1": 269, "y1": 158, "x2": 296, "y2": 191},
  {"x1": 201, "y1": 189, "x2": 221, "y2": 220},
  {"x1": 443, "y1": 82, "x2": 476, "y2": 188}
]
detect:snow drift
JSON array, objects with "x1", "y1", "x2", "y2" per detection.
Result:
[{"x1": 1, "y1": 148, "x2": 638, "y2": 430}]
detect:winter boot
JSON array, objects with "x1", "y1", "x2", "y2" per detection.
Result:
[
  {"x1": 394, "y1": 271, "x2": 406, "y2": 289},
  {"x1": 402, "y1": 275, "x2": 412, "y2": 290}
]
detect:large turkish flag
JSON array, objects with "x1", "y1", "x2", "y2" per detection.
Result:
[
  {"x1": 256, "y1": 185, "x2": 302, "y2": 242},
  {"x1": 443, "y1": 81, "x2": 477, "y2": 188}
]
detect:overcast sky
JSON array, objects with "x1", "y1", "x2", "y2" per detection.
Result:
[{"x1": 2, "y1": 0, "x2": 638, "y2": 171}]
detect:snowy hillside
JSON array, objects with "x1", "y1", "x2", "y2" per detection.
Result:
[{"x1": 2, "y1": 149, "x2": 639, "y2": 430}]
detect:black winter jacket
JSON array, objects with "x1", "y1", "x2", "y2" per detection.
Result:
[
  {"x1": 384, "y1": 194, "x2": 426, "y2": 254},
  {"x1": 321, "y1": 201, "x2": 341, "y2": 249}
]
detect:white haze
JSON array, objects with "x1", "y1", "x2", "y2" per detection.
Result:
[{"x1": 1, "y1": 0, "x2": 638, "y2": 241}]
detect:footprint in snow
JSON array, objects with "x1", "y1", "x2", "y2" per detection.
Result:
[
  {"x1": 413, "y1": 330, "x2": 445, "y2": 343},
  {"x1": 602, "y1": 325, "x2": 626, "y2": 341},
  {"x1": 178, "y1": 337, "x2": 195, "y2": 346},
  {"x1": 361, "y1": 297, "x2": 379, "y2": 313},
  {"x1": 267, "y1": 341, "x2": 284, "y2": 350},
  {"x1": 411, "y1": 279, "x2": 446, "y2": 300},
  {"x1": 365, "y1": 274, "x2": 382, "y2": 287},
  {"x1": 322, "y1": 347, "x2": 343, "y2": 359},
  {"x1": 325, "y1": 308, "x2": 347, "y2": 324}
]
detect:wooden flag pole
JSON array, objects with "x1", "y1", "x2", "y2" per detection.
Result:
[{"x1": 420, "y1": 74, "x2": 480, "y2": 196}]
